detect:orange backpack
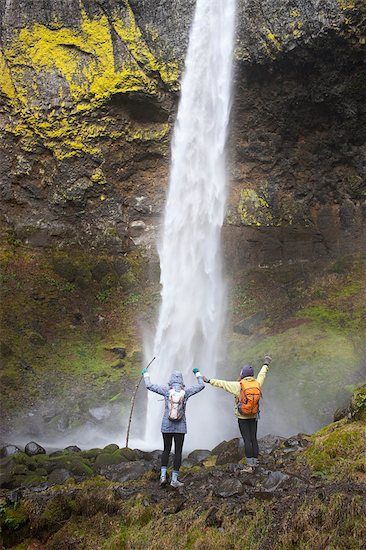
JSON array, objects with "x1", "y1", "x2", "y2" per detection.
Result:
[{"x1": 237, "y1": 379, "x2": 261, "y2": 416}]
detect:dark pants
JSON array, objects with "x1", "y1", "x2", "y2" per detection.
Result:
[
  {"x1": 161, "y1": 433, "x2": 185, "y2": 470},
  {"x1": 238, "y1": 418, "x2": 259, "y2": 458}
]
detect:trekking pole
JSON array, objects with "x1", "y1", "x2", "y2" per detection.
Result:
[{"x1": 125, "y1": 356, "x2": 156, "y2": 448}]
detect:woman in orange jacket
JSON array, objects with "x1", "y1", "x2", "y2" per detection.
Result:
[{"x1": 203, "y1": 355, "x2": 272, "y2": 471}]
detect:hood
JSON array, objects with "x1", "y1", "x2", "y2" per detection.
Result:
[{"x1": 168, "y1": 370, "x2": 185, "y2": 389}]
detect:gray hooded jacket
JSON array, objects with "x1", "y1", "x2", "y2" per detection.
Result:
[{"x1": 144, "y1": 370, "x2": 204, "y2": 433}]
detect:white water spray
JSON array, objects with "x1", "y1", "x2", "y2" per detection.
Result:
[{"x1": 145, "y1": 0, "x2": 236, "y2": 449}]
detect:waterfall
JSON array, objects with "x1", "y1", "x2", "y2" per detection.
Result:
[{"x1": 145, "y1": 0, "x2": 236, "y2": 449}]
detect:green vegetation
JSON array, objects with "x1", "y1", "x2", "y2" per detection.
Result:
[
  {"x1": 301, "y1": 419, "x2": 366, "y2": 480},
  {"x1": 0, "y1": 238, "x2": 154, "y2": 423}
]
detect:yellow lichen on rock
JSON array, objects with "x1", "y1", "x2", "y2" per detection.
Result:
[
  {"x1": 112, "y1": 0, "x2": 179, "y2": 89},
  {"x1": 266, "y1": 30, "x2": 282, "y2": 50},
  {"x1": 338, "y1": 1, "x2": 357, "y2": 10},
  {"x1": 1, "y1": 1, "x2": 178, "y2": 159},
  {"x1": 238, "y1": 188, "x2": 273, "y2": 227},
  {"x1": 0, "y1": 51, "x2": 15, "y2": 99}
]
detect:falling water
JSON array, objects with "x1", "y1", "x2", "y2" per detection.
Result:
[{"x1": 145, "y1": 0, "x2": 236, "y2": 449}]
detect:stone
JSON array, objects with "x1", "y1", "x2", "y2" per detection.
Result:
[
  {"x1": 25, "y1": 442, "x2": 46, "y2": 457},
  {"x1": 103, "y1": 443, "x2": 120, "y2": 453},
  {"x1": 216, "y1": 438, "x2": 245, "y2": 465},
  {"x1": 258, "y1": 435, "x2": 285, "y2": 455},
  {"x1": 64, "y1": 446, "x2": 81, "y2": 453},
  {"x1": 100, "y1": 459, "x2": 152, "y2": 482},
  {"x1": 109, "y1": 347, "x2": 127, "y2": 358},
  {"x1": 187, "y1": 449, "x2": 211, "y2": 464},
  {"x1": 263, "y1": 471, "x2": 290, "y2": 491},
  {"x1": 214, "y1": 478, "x2": 243, "y2": 498},
  {"x1": 211, "y1": 440, "x2": 228, "y2": 456},
  {"x1": 116, "y1": 447, "x2": 139, "y2": 461},
  {"x1": 48, "y1": 468, "x2": 73, "y2": 485},
  {"x1": 0, "y1": 445, "x2": 22, "y2": 458}
]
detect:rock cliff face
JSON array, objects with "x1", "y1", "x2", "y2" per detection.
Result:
[
  {"x1": 0, "y1": 1, "x2": 366, "y2": 441},
  {"x1": 1, "y1": 0, "x2": 365, "y2": 255}
]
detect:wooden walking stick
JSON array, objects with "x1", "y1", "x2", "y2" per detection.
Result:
[{"x1": 125, "y1": 356, "x2": 156, "y2": 448}]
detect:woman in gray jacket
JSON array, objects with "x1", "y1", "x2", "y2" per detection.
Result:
[{"x1": 142, "y1": 367, "x2": 204, "y2": 487}]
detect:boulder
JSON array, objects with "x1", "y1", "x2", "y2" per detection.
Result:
[
  {"x1": 48, "y1": 468, "x2": 73, "y2": 485},
  {"x1": 103, "y1": 443, "x2": 119, "y2": 453},
  {"x1": 116, "y1": 447, "x2": 139, "y2": 461},
  {"x1": 100, "y1": 459, "x2": 152, "y2": 482},
  {"x1": 216, "y1": 438, "x2": 245, "y2": 465},
  {"x1": 187, "y1": 449, "x2": 211, "y2": 465},
  {"x1": 64, "y1": 446, "x2": 81, "y2": 453},
  {"x1": 94, "y1": 452, "x2": 127, "y2": 470},
  {"x1": 263, "y1": 471, "x2": 290, "y2": 491},
  {"x1": 109, "y1": 347, "x2": 127, "y2": 359},
  {"x1": 211, "y1": 440, "x2": 228, "y2": 456},
  {"x1": 0, "y1": 445, "x2": 22, "y2": 458},
  {"x1": 258, "y1": 435, "x2": 286, "y2": 454},
  {"x1": 25, "y1": 442, "x2": 46, "y2": 456},
  {"x1": 214, "y1": 478, "x2": 243, "y2": 498}
]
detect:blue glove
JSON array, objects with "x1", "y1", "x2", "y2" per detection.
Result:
[
  {"x1": 192, "y1": 368, "x2": 199, "y2": 374},
  {"x1": 141, "y1": 368, "x2": 148, "y2": 375}
]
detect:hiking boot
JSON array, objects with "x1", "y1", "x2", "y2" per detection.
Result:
[
  {"x1": 170, "y1": 479, "x2": 184, "y2": 488},
  {"x1": 160, "y1": 476, "x2": 167, "y2": 487}
]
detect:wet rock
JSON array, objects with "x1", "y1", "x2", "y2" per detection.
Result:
[
  {"x1": 64, "y1": 445, "x2": 81, "y2": 453},
  {"x1": 211, "y1": 440, "x2": 228, "y2": 456},
  {"x1": 25, "y1": 442, "x2": 46, "y2": 456},
  {"x1": 109, "y1": 347, "x2": 127, "y2": 358},
  {"x1": 103, "y1": 443, "x2": 119, "y2": 453},
  {"x1": 100, "y1": 459, "x2": 152, "y2": 482},
  {"x1": 116, "y1": 447, "x2": 139, "y2": 461},
  {"x1": 94, "y1": 452, "x2": 127, "y2": 470},
  {"x1": 134, "y1": 449, "x2": 158, "y2": 462},
  {"x1": 187, "y1": 449, "x2": 211, "y2": 465},
  {"x1": 0, "y1": 445, "x2": 22, "y2": 458},
  {"x1": 233, "y1": 311, "x2": 266, "y2": 335},
  {"x1": 263, "y1": 471, "x2": 290, "y2": 491},
  {"x1": 214, "y1": 478, "x2": 243, "y2": 498},
  {"x1": 216, "y1": 438, "x2": 245, "y2": 465},
  {"x1": 48, "y1": 468, "x2": 73, "y2": 485},
  {"x1": 258, "y1": 435, "x2": 285, "y2": 455}
]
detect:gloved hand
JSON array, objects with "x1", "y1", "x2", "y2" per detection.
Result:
[
  {"x1": 141, "y1": 368, "x2": 148, "y2": 375},
  {"x1": 264, "y1": 355, "x2": 272, "y2": 365},
  {"x1": 192, "y1": 368, "x2": 199, "y2": 374},
  {"x1": 203, "y1": 376, "x2": 211, "y2": 384}
]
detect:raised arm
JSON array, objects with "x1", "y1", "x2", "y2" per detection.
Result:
[
  {"x1": 142, "y1": 371, "x2": 168, "y2": 396},
  {"x1": 184, "y1": 369, "x2": 205, "y2": 398},
  {"x1": 257, "y1": 356, "x2": 272, "y2": 387},
  {"x1": 209, "y1": 379, "x2": 241, "y2": 396}
]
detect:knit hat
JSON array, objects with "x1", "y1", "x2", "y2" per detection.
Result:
[{"x1": 240, "y1": 364, "x2": 254, "y2": 378}]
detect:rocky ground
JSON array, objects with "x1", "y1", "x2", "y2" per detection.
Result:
[{"x1": 0, "y1": 387, "x2": 365, "y2": 549}]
